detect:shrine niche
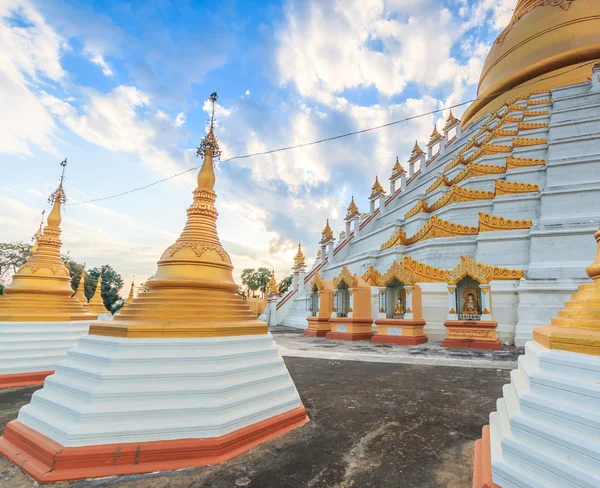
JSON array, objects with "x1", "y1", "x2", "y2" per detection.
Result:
[
  {"x1": 442, "y1": 256, "x2": 500, "y2": 350},
  {"x1": 304, "y1": 272, "x2": 334, "y2": 337},
  {"x1": 372, "y1": 261, "x2": 427, "y2": 346},
  {"x1": 326, "y1": 266, "x2": 373, "y2": 341}
]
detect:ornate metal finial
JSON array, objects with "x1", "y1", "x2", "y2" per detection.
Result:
[
  {"x1": 197, "y1": 91, "x2": 222, "y2": 161},
  {"x1": 49, "y1": 159, "x2": 68, "y2": 206},
  {"x1": 37, "y1": 210, "x2": 45, "y2": 232}
]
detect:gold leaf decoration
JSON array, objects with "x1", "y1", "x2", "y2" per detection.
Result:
[
  {"x1": 494, "y1": 180, "x2": 539, "y2": 195},
  {"x1": 333, "y1": 266, "x2": 358, "y2": 289},
  {"x1": 478, "y1": 212, "x2": 533, "y2": 232},
  {"x1": 380, "y1": 227, "x2": 409, "y2": 250},
  {"x1": 506, "y1": 156, "x2": 546, "y2": 169},
  {"x1": 361, "y1": 265, "x2": 384, "y2": 286},
  {"x1": 513, "y1": 137, "x2": 547, "y2": 147},
  {"x1": 401, "y1": 255, "x2": 447, "y2": 282},
  {"x1": 381, "y1": 260, "x2": 417, "y2": 286}
]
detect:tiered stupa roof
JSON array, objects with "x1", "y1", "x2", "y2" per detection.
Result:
[
  {"x1": 370, "y1": 176, "x2": 386, "y2": 199},
  {"x1": 427, "y1": 126, "x2": 443, "y2": 146},
  {"x1": 320, "y1": 219, "x2": 334, "y2": 243},
  {"x1": 0, "y1": 170, "x2": 95, "y2": 322},
  {"x1": 408, "y1": 141, "x2": 425, "y2": 162},
  {"x1": 390, "y1": 156, "x2": 406, "y2": 180},
  {"x1": 120, "y1": 278, "x2": 135, "y2": 312},
  {"x1": 294, "y1": 243, "x2": 306, "y2": 268},
  {"x1": 443, "y1": 110, "x2": 459, "y2": 132},
  {"x1": 89, "y1": 116, "x2": 266, "y2": 339},
  {"x1": 346, "y1": 196, "x2": 359, "y2": 219},
  {"x1": 266, "y1": 271, "x2": 278, "y2": 295},
  {"x1": 86, "y1": 275, "x2": 109, "y2": 315}
]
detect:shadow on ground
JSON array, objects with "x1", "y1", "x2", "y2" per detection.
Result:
[{"x1": 0, "y1": 358, "x2": 509, "y2": 488}]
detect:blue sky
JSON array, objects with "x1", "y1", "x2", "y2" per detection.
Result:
[{"x1": 0, "y1": 0, "x2": 517, "y2": 292}]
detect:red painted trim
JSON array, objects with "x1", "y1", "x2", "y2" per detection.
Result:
[
  {"x1": 426, "y1": 152, "x2": 439, "y2": 166},
  {"x1": 445, "y1": 135, "x2": 456, "y2": 147},
  {"x1": 406, "y1": 169, "x2": 421, "y2": 186},
  {"x1": 0, "y1": 371, "x2": 53, "y2": 390},
  {"x1": 0, "y1": 407, "x2": 309, "y2": 484},
  {"x1": 359, "y1": 208, "x2": 379, "y2": 231},
  {"x1": 276, "y1": 289, "x2": 297, "y2": 310},
  {"x1": 385, "y1": 187, "x2": 402, "y2": 206},
  {"x1": 304, "y1": 261, "x2": 324, "y2": 284},
  {"x1": 334, "y1": 236, "x2": 352, "y2": 255},
  {"x1": 472, "y1": 425, "x2": 500, "y2": 488}
]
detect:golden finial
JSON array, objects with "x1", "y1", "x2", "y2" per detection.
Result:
[
  {"x1": 321, "y1": 219, "x2": 334, "y2": 242},
  {"x1": 346, "y1": 196, "x2": 359, "y2": 219},
  {"x1": 428, "y1": 125, "x2": 442, "y2": 145},
  {"x1": 294, "y1": 243, "x2": 306, "y2": 266},
  {"x1": 585, "y1": 227, "x2": 600, "y2": 281},
  {"x1": 29, "y1": 210, "x2": 46, "y2": 257},
  {"x1": 73, "y1": 268, "x2": 88, "y2": 303},
  {"x1": 267, "y1": 270, "x2": 278, "y2": 295},
  {"x1": 196, "y1": 92, "x2": 222, "y2": 189},
  {"x1": 443, "y1": 110, "x2": 459, "y2": 131},
  {"x1": 410, "y1": 141, "x2": 425, "y2": 160},
  {"x1": 391, "y1": 157, "x2": 405, "y2": 178},
  {"x1": 370, "y1": 176, "x2": 385, "y2": 198},
  {"x1": 47, "y1": 159, "x2": 68, "y2": 230}
]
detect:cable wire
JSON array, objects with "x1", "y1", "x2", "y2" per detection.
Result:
[{"x1": 67, "y1": 59, "x2": 597, "y2": 206}]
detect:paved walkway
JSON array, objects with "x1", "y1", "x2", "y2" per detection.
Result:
[{"x1": 271, "y1": 326, "x2": 522, "y2": 370}]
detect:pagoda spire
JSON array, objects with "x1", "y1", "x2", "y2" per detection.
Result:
[
  {"x1": 73, "y1": 268, "x2": 87, "y2": 304},
  {"x1": 29, "y1": 210, "x2": 45, "y2": 257}
]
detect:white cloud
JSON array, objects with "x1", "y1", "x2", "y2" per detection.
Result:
[
  {"x1": 0, "y1": 0, "x2": 66, "y2": 156},
  {"x1": 174, "y1": 112, "x2": 186, "y2": 127},
  {"x1": 89, "y1": 52, "x2": 114, "y2": 76}
]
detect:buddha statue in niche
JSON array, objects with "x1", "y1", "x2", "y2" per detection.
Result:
[{"x1": 463, "y1": 292, "x2": 478, "y2": 315}]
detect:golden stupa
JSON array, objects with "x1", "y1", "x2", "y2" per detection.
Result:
[
  {"x1": 120, "y1": 278, "x2": 135, "y2": 311},
  {"x1": 72, "y1": 269, "x2": 87, "y2": 304},
  {"x1": 90, "y1": 102, "x2": 266, "y2": 339},
  {"x1": 0, "y1": 166, "x2": 95, "y2": 322},
  {"x1": 463, "y1": 0, "x2": 600, "y2": 125},
  {"x1": 86, "y1": 275, "x2": 110, "y2": 314},
  {"x1": 29, "y1": 210, "x2": 45, "y2": 257}
]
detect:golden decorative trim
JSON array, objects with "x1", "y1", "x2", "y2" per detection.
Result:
[
  {"x1": 404, "y1": 199, "x2": 427, "y2": 219},
  {"x1": 513, "y1": 137, "x2": 547, "y2": 147},
  {"x1": 483, "y1": 308, "x2": 490, "y2": 314},
  {"x1": 401, "y1": 255, "x2": 447, "y2": 283},
  {"x1": 408, "y1": 215, "x2": 478, "y2": 245},
  {"x1": 450, "y1": 162, "x2": 506, "y2": 185},
  {"x1": 523, "y1": 110, "x2": 549, "y2": 118},
  {"x1": 491, "y1": 265, "x2": 525, "y2": 280},
  {"x1": 333, "y1": 266, "x2": 358, "y2": 289},
  {"x1": 503, "y1": 116, "x2": 522, "y2": 124},
  {"x1": 381, "y1": 260, "x2": 417, "y2": 286},
  {"x1": 449, "y1": 308, "x2": 456, "y2": 314},
  {"x1": 428, "y1": 185, "x2": 495, "y2": 212},
  {"x1": 443, "y1": 156, "x2": 468, "y2": 172},
  {"x1": 425, "y1": 174, "x2": 451, "y2": 194},
  {"x1": 527, "y1": 98, "x2": 552, "y2": 106},
  {"x1": 381, "y1": 227, "x2": 409, "y2": 250},
  {"x1": 478, "y1": 212, "x2": 533, "y2": 232},
  {"x1": 494, "y1": 180, "x2": 539, "y2": 195},
  {"x1": 311, "y1": 272, "x2": 325, "y2": 291},
  {"x1": 518, "y1": 122, "x2": 549, "y2": 130},
  {"x1": 506, "y1": 156, "x2": 546, "y2": 169},
  {"x1": 362, "y1": 265, "x2": 384, "y2": 286},
  {"x1": 481, "y1": 143, "x2": 512, "y2": 154},
  {"x1": 447, "y1": 255, "x2": 493, "y2": 285},
  {"x1": 494, "y1": 129, "x2": 518, "y2": 137}
]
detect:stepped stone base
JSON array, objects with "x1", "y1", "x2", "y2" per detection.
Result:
[
  {"x1": 372, "y1": 334, "x2": 427, "y2": 345},
  {"x1": 373, "y1": 319, "x2": 428, "y2": 346},
  {"x1": 304, "y1": 328, "x2": 328, "y2": 337},
  {"x1": 472, "y1": 425, "x2": 500, "y2": 488},
  {"x1": 0, "y1": 321, "x2": 93, "y2": 389},
  {"x1": 474, "y1": 341, "x2": 600, "y2": 488},
  {"x1": 0, "y1": 333, "x2": 307, "y2": 483},
  {"x1": 325, "y1": 331, "x2": 373, "y2": 341},
  {"x1": 443, "y1": 320, "x2": 501, "y2": 350}
]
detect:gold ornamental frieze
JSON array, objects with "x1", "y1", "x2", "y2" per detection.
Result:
[
  {"x1": 401, "y1": 255, "x2": 447, "y2": 283},
  {"x1": 523, "y1": 110, "x2": 549, "y2": 118},
  {"x1": 513, "y1": 137, "x2": 547, "y2": 147},
  {"x1": 404, "y1": 199, "x2": 428, "y2": 219},
  {"x1": 361, "y1": 265, "x2": 384, "y2": 287},
  {"x1": 502, "y1": 116, "x2": 523, "y2": 124},
  {"x1": 494, "y1": 129, "x2": 518, "y2": 137},
  {"x1": 333, "y1": 265, "x2": 358, "y2": 289},
  {"x1": 425, "y1": 174, "x2": 451, "y2": 194},
  {"x1": 518, "y1": 122, "x2": 548, "y2": 130},
  {"x1": 527, "y1": 98, "x2": 552, "y2": 106},
  {"x1": 381, "y1": 260, "x2": 418, "y2": 286},
  {"x1": 491, "y1": 266, "x2": 525, "y2": 280},
  {"x1": 450, "y1": 162, "x2": 506, "y2": 185},
  {"x1": 447, "y1": 255, "x2": 494, "y2": 285},
  {"x1": 506, "y1": 156, "x2": 546, "y2": 169},
  {"x1": 481, "y1": 143, "x2": 512, "y2": 154},
  {"x1": 408, "y1": 215, "x2": 479, "y2": 245},
  {"x1": 381, "y1": 227, "x2": 409, "y2": 250},
  {"x1": 311, "y1": 271, "x2": 326, "y2": 291},
  {"x1": 443, "y1": 155, "x2": 468, "y2": 173},
  {"x1": 478, "y1": 212, "x2": 533, "y2": 232},
  {"x1": 428, "y1": 185, "x2": 495, "y2": 212},
  {"x1": 494, "y1": 180, "x2": 540, "y2": 195}
]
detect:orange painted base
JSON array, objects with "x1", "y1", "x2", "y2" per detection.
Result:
[
  {"x1": 442, "y1": 338, "x2": 502, "y2": 350},
  {"x1": 0, "y1": 406, "x2": 309, "y2": 484},
  {"x1": 304, "y1": 328, "x2": 328, "y2": 337},
  {"x1": 472, "y1": 425, "x2": 500, "y2": 488},
  {"x1": 325, "y1": 331, "x2": 373, "y2": 341},
  {"x1": 0, "y1": 371, "x2": 53, "y2": 390},
  {"x1": 372, "y1": 334, "x2": 427, "y2": 345}
]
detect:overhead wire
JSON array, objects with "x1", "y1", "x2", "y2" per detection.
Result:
[{"x1": 67, "y1": 59, "x2": 598, "y2": 206}]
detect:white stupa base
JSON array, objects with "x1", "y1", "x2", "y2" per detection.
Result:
[
  {"x1": 0, "y1": 321, "x2": 93, "y2": 388},
  {"x1": 16, "y1": 333, "x2": 305, "y2": 447},
  {"x1": 96, "y1": 313, "x2": 113, "y2": 321},
  {"x1": 489, "y1": 341, "x2": 600, "y2": 488}
]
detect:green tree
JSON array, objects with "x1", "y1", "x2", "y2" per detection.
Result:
[
  {"x1": 278, "y1": 275, "x2": 293, "y2": 295},
  {"x1": 138, "y1": 275, "x2": 153, "y2": 294},
  {"x1": 0, "y1": 283, "x2": 4, "y2": 295},
  {"x1": 61, "y1": 253, "x2": 86, "y2": 293},
  {"x1": 0, "y1": 242, "x2": 32, "y2": 284},
  {"x1": 241, "y1": 268, "x2": 257, "y2": 297},
  {"x1": 255, "y1": 267, "x2": 272, "y2": 297},
  {"x1": 86, "y1": 265, "x2": 124, "y2": 313}
]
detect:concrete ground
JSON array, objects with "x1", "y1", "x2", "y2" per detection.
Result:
[
  {"x1": 272, "y1": 325, "x2": 523, "y2": 369},
  {"x1": 0, "y1": 354, "x2": 510, "y2": 488}
]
